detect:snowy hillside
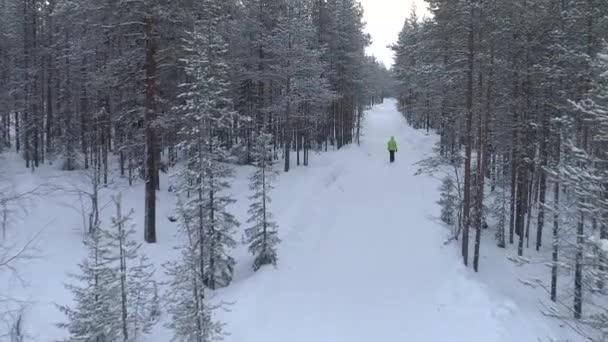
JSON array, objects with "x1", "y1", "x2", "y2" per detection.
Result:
[{"x1": 1, "y1": 100, "x2": 579, "y2": 341}]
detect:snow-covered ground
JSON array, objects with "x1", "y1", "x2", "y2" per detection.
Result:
[{"x1": 1, "y1": 99, "x2": 580, "y2": 341}]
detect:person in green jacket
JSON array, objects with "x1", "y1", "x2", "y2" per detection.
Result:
[{"x1": 388, "y1": 136, "x2": 398, "y2": 163}]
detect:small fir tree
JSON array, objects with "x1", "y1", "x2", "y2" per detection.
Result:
[
  {"x1": 245, "y1": 132, "x2": 280, "y2": 271},
  {"x1": 57, "y1": 231, "x2": 118, "y2": 342},
  {"x1": 58, "y1": 194, "x2": 158, "y2": 342},
  {"x1": 164, "y1": 199, "x2": 224, "y2": 342}
]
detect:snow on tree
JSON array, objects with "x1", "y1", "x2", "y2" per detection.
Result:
[
  {"x1": 246, "y1": 132, "x2": 280, "y2": 271},
  {"x1": 58, "y1": 194, "x2": 158, "y2": 341}
]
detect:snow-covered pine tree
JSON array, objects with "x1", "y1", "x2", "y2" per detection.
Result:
[
  {"x1": 164, "y1": 198, "x2": 224, "y2": 342},
  {"x1": 127, "y1": 254, "x2": 159, "y2": 340},
  {"x1": 175, "y1": 0, "x2": 238, "y2": 290},
  {"x1": 58, "y1": 194, "x2": 158, "y2": 342},
  {"x1": 488, "y1": 177, "x2": 509, "y2": 249},
  {"x1": 246, "y1": 132, "x2": 280, "y2": 271},
  {"x1": 202, "y1": 134, "x2": 239, "y2": 290},
  {"x1": 104, "y1": 194, "x2": 159, "y2": 340},
  {"x1": 438, "y1": 176, "x2": 457, "y2": 226},
  {"x1": 57, "y1": 229, "x2": 118, "y2": 342}
]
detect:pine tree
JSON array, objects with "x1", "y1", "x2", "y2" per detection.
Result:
[
  {"x1": 202, "y1": 135, "x2": 239, "y2": 289},
  {"x1": 438, "y1": 176, "x2": 457, "y2": 226},
  {"x1": 57, "y1": 231, "x2": 118, "y2": 341},
  {"x1": 164, "y1": 199, "x2": 224, "y2": 342},
  {"x1": 58, "y1": 194, "x2": 158, "y2": 341},
  {"x1": 175, "y1": 0, "x2": 239, "y2": 290},
  {"x1": 127, "y1": 255, "x2": 160, "y2": 340},
  {"x1": 246, "y1": 132, "x2": 280, "y2": 270},
  {"x1": 488, "y1": 175, "x2": 509, "y2": 249}
]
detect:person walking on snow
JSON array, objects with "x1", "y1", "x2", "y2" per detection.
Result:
[{"x1": 388, "y1": 136, "x2": 398, "y2": 163}]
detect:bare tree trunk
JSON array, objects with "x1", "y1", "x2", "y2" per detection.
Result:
[
  {"x1": 356, "y1": 100, "x2": 362, "y2": 146},
  {"x1": 574, "y1": 209, "x2": 584, "y2": 318},
  {"x1": 80, "y1": 63, "x2": 89, "y2": 170},
  {"x1": 128, "y1": 151, "x2": 133, "y2": 186},
  {"x1": 514, "y1": 74, "x2": 528, "y2": 257},
  {"x1": 474, "y1": 23, "x2": 491, "y2": 271},
  {"x1": 144, "y1": 12, "x2": 158, "y2": 244},
  {"x1": 284, "y1": 77, "x2": 291, "y2": 173},
  {"x1": 23, "y1": 0, "x2": 31, "y2": 169},
  {"x1": 525, "y1": 169, "x2": 534, "y2": 249},
  {"x1": 536, "y1": 113, "x2": 549, "y2": 250},
  {"x1": 551, "y1": 178, "x2": 559, "y2": 302},
  {"x1": 550, "y1": 126, "x2": 562, "y2": 302},
  {"x1": 114, "y1": 196, "x2": 129, "y2": 342},
  {"x1": 509, "y1": 133, "x2": 517, "y2": 244},
  {"x1": 32, "y1": 1, "x2": 40, "y2": 169},
  {"x1": 461, "y1": 5, "x2": 475, "y2": 266},
  {"x1": 15, "y1": 112, "x2": 20, "y2": 152},
  {"x1": 196, "y1": 136, "x2": 206, "y2": 341},
  {"x1": 599, "y1": 183, "x2": 608, "y2": 290},
  {"x1": 304, "y1": 132, "x2": 309, "y2": 166},
  {"x1": 516, "y1": 163, "x2": 527, "y2": 257},
  {"x1": 296, "y1": 127, "x2": 300, "y2": 166},
  {"x1": 102, "y1": 109, "x2": 109, "y2": 185},
  {"x1": 46, "y1": 46, "x2": 53, "y2": 160}
]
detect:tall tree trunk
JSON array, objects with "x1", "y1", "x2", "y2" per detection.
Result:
[
  {"x1": 573, "y1": 209, "x2": 584, "y2": 319},
  {"x1": 355, "y1": 100, "x2": 362, "y2": 146},
  {"x1": 296, "y1": 128, "x2": 300, "y2": 166},
  {"x1": 516, "y1": 162, "x2": 527, "y2": 256},
  {"x1": 525, "y1": 169, "x2": 534, "y2": 249},
  {"x1": 536, "y1": 111, "x2": 549, "y2": 251},
  {"x1": 15, "y1": 112, "x2": 20, "y2": 153},
  {"x1": 196, "y1": 130, "x2": 206, "y2": 341},
  {"x1": 115, "y1": 196, "x2": 129, "y2": 342},
  {"x1": 551, "y1": 178, "x2": 559, "y2": 302},
  {"x1": 550, "y1": 126, "x2": 562, "y2": 302},
  {"x1": 284, "y1": 78, "x2": 291, "y2": 173},
  {"x1": 461, "y1": 5, "x2": 475, "y2": 266},
  {"x1": 474, "y1": 24, "x2": 491, "y2": 271},
  {"x1": 46, "y1": 48, "x2": 53, "y2": 160},
  {"x1": 144, "y1": 12, "x2": 158, "y2": 244},
  {"x1": 509, "y1": 150, "x2": 517, "y2": 244}
]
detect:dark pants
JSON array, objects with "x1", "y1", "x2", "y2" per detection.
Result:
[{"x1": 389, "y1": 150, "x2": 395, "y2": 163}]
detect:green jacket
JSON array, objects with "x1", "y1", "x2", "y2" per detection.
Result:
[{"x1": 388, "y1": 138, "x2": 398, "y2": 152}]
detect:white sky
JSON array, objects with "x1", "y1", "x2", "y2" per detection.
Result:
[{"x1": 360, "y1": 0, "x2": 429, "y2": 68}]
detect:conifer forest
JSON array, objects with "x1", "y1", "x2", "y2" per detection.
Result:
[{"x1": 1, "y1": 0, "x2": 608, "y2": 341}]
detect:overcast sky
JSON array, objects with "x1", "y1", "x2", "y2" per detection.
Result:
[{"x1": 360, "y1": 0, "x2": 428, "y2": 68}]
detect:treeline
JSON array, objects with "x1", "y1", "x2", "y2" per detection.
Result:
[
  {"x1": 393, "y1": 0, "x2": 608, "y2": 338},
  {"x1": 0, "y1": 0, "x2": 391, "y2": 241}
]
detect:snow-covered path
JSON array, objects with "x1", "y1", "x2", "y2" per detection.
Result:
[{"x1": 216, "y1": 100, "x2": 549, "y2": 342}]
